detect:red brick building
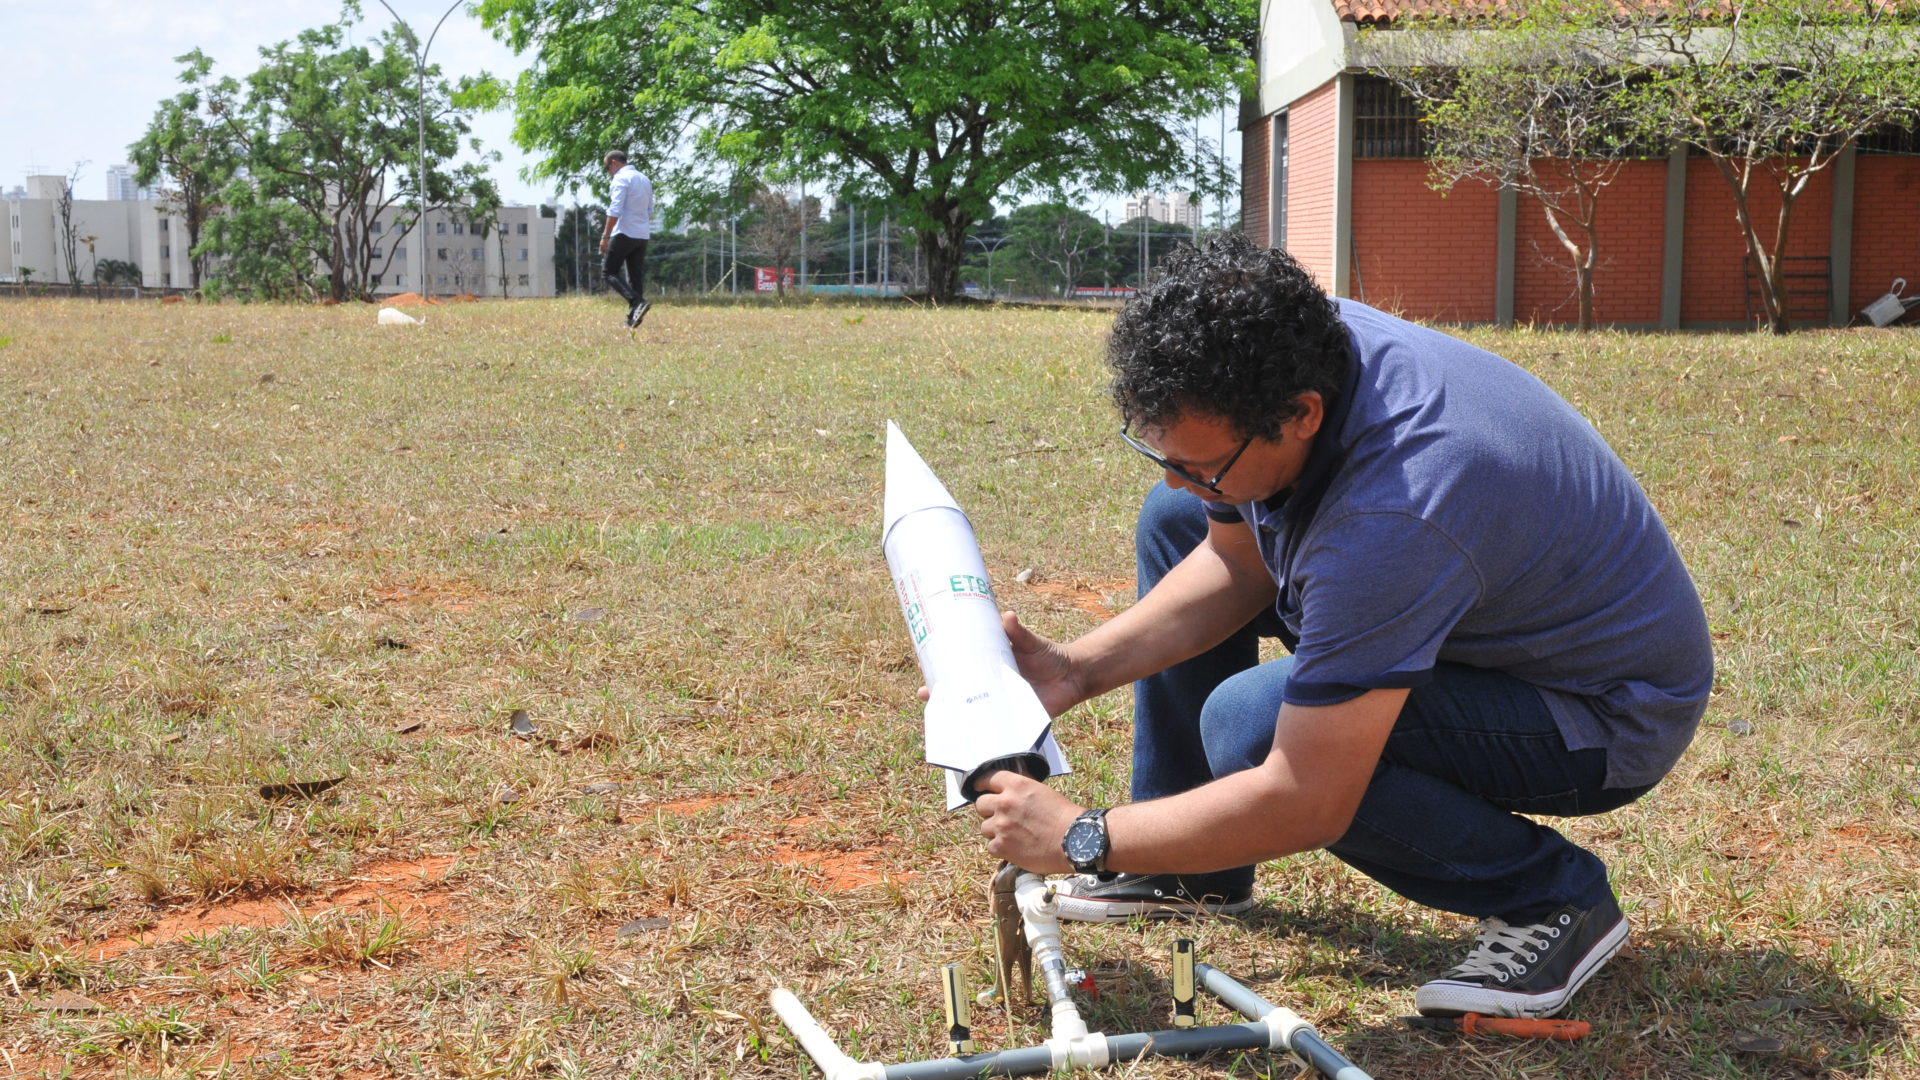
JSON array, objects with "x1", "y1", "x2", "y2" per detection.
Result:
[{"x1": 1242, "y1": 0, "x2": 1920, "y2": 327}]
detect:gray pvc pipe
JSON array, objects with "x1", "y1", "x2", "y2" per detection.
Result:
[
  {"x1": 1197, "y1": 964, "x2": 1373, "y2": 1080},
  {"x1": 867, "y1": 966, "x2": 1376, "y2": 1080},
  {"x1": 878, "y1": 1022, "x2": 1276, "y2": 1079}
]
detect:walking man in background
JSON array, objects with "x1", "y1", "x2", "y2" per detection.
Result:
[{"x1": 599, "y1": 151, "x2": 652, "y2": 329}]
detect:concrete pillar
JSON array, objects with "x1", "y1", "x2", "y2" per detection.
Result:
[
  {"x1": 1495, "y1": 185, "x2": 1517, "y2": 325},
  {"x1": 1660, "y1": 146, "x2": 1688, "y2": 329},
  {"x1": 1331, "y1": 73, "x2": 1354, "y2": 297},
  {"x1": 1828, "y1": 144, "x2": 1856, "y2": 327}
]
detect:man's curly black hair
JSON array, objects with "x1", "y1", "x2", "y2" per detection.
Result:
[{"x1": 1108, "y1": 232, "x2": 1350, "y2": 441}]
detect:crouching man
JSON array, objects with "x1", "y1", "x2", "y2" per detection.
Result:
[{"x1": 973, "y1": 234, "x2": 1712, "y2": 1019}]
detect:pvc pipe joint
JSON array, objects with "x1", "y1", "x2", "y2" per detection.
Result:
[
  {"x1": 1046, "y1": 1031, "x2": 1112, "y2": 1071},
  {"x1": 769, "y1": 988, "x2": 889, "y2": 1080},
  {"x1": 1259, "y1": 1005, "x2": 1315, "y2": 1065}
]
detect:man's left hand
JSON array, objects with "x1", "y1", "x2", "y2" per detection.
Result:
[
  {"x1": 972, "y1": 770, "x2": 1083, "y2": 874},
  {"x1": 598, "y1": 237, "x2": 610, "y2": 254}
]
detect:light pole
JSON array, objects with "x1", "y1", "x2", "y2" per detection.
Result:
[
  {"x1": 375, "y1": 0, "x2": 464, "y2": 300},
  {"x1": 964, "y1": 232, "x2": 1011, "y2": 299}
]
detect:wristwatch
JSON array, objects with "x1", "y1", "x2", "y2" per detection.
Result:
[{"x1": 1061, "y1": 808, "x2": 1111, "y2": 874}]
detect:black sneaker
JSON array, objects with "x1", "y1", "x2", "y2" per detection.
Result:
[
  {"x1": 1050, "y1": 872, "x2": 1254, "y2": 923},
  {"x1": 1415, "y1": 896, "x2": 1629, "y2": 1018},
  {"x1": 629, "y1": 299, "x2": 651, "y2": 328}
]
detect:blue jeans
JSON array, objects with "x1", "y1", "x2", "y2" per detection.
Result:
[{"x1": 1131, "y1": 484, "x2": 1653, "y2": 923}]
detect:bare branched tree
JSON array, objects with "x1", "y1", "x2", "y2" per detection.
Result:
[
  {"x1": 55, "y1": 163, "x2": 88, "y2": 292},
  {"x1": 742, "y1": 185, "x2": 814, "y2": 298}
]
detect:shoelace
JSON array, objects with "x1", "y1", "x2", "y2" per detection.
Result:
[{"x1": 1446, "y1": 917, "x2": 1558, "y2": 982}]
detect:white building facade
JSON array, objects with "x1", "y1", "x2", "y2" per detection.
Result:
[
  {"x1": 1123, "y1": 190, "x2": 1204, "y2": 227},
  {"x1": 369, "y1": 204, "x2": 557, "y2": 298},
  {"x1": 3, "y1": 175, "x2": 557, "y2": 298},
  {"x1": 3, "y1": 175, "x2": 194, "y2": 287}
]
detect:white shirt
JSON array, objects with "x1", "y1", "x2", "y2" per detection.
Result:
[{"x1": 606, "y1": 165, "x2": 653, "y2": 240}]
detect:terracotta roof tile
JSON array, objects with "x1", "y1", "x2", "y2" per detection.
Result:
[{"x1": 1332, "y1": 0, "x2": 1523, "y2": 24}]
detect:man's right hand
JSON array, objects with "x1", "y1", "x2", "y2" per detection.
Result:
[
  {"x1": 1001, "y1": 610, "x2": 1084, "y2": 718},
  {"x1": 914, "y1": 610, "x2": 1087, "y2": 718}
]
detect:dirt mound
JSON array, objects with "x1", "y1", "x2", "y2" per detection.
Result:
[
  {"x1": 159, "y1": 295, "x2": 186, "y2": 305},
  {"x1": 447, "y1": 293, "x2": 479, "y2": 303},
  {"x1": 382, "y1": 292, "x2": 444, "y2": 307}
]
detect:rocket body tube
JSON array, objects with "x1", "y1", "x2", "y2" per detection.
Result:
[{"x1": 882, "y1": 422, "x2": 1067, "y2": 807}]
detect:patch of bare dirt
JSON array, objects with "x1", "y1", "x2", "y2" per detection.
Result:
[
  {"x1": 1021, "y1": 574, "x2": 1132, "y2": 620},
  {"x1": 370, "y1": 576, "x2": 493, "y2": 613},
  {"x1": 83, "y1": 854, "x2": 463, "y2": 961}
]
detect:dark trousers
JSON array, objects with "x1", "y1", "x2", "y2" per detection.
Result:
[
  {"x1": 604, "y1": 234, "x2": 647, "y2": 305},
  {"x1": 1131, "y1": 482, "x2": 1652, "y2": 922}
]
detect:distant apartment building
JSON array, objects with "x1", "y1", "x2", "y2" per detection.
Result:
[
  {"x1": 3, "y1": 175, "x2": 556, "y2": 297},
  {"x1": 4, "y1": 175, "x2": 194, "y2": 287},
  {"x1": 1124, "y1": 190, "x2": 1204, "y2": 228},
  {"x1": 369, "y1": 204, "x2": 557, "y2": 298},
  {"x1": 104, "y1": 164, "x2": 150, "y2": 201}
]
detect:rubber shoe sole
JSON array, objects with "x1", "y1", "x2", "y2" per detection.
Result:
[
  {"x1": 1415, "y1": 911, "x2": 1629, "y2": 1018},
  {"x1": 1050, "y1": 874, "x2": 1255, "y2": 923}
]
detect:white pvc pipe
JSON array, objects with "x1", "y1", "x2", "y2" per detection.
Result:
[
  {"x1": 1013, "y1": 872, "x2": 1110, "y2": 1070},
  {"x1": 770, "y1": 988, "x2": 889, "y2": 1080}
]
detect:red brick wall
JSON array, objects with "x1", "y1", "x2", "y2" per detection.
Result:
[
  {"x1": 1513, "y1": 160, "x2": 1667, "y2": 326},
  {"x1": 1285, "y1": 79, "x2": 1341, "y2": 290},
  {"x1": 1241, "y1": 118, "x2": 1270, "y2": 247},
  {"x1": 1849, "y1": 154, "x2": 1920, "y2": 324},
  {"x1": 1680, "y1": 155, "x2": 1834, "y2": 325},
  {"x1": 1349, "y1": 159, "x2": 1499, "y2": 322}
]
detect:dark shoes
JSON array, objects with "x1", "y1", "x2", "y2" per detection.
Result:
[
  {"x1": 626, "y1": 299, "x2": 651, "y2": 328},
  {"x1": 1415, "y1": 896, "x2": 1629, "y2": 1018},
  {"x1": 1051, "y1": 872, "x2": 1255, "y2": 923}
]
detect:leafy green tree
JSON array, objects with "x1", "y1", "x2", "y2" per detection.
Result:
[
  {"x1": 195, "y1": 10, "x2": 501, "y2": 302},
  {"x1": 201, "y1": 185, "x2": 325, "y2": 300},
  {"x1": 1111, "y1": 216, "x2": 1195, "y2": 290},
  {"x1": 477, "y1": 0, "x2": 1253, "y2": 301},
  {"x1": 1606, "y1": 0, "x2": 1920, "y2": 332},
  {"x1": 129, "y1": 50, "x2": 240, "y2": 290}
]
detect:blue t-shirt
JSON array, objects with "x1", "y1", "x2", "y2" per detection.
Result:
[{"x1": 1202, "y1": 300, "x2": 1712, "y2": 788}]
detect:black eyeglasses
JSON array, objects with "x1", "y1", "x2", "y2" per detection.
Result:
[{"x1": 1119, "y1": 425, "x2": 1254, "y2": 496}]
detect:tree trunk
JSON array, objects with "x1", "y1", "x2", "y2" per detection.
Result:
[
  {"x1": 1538, "y1": 199, "x2": 1597, "y2": 331},
  {"x1": 921, "y1": 223, "x2": 967, "y2": 301},
  {"x1": 1712, "y1": 155, "x2": 1793, "y2": 333},
  {"x1": 918, "y1": 196, "x2": 975, "y2": 302}
]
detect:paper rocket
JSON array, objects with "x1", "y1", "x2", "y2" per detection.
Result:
[{"x1": 882, "y1": 422, "x2": 1069, "y2": 809}]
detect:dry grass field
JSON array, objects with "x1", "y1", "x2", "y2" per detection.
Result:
[{"x1": 0, "y1": 296, "x2": 1915, "y2": 1080}]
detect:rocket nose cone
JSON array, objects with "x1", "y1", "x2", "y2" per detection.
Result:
[{"x1": 883, "y1": 421, "x2": 962, "y2": 533}]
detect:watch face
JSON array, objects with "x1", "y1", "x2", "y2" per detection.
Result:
[{"x1": 1064, "y1": 818, "x2": 1105, "y2": 865}]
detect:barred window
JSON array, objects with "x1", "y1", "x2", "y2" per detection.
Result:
[
  {"x1": 1353, "y1": 75, "x2": 1429, "y2": 159},
  {"x1": 1857, "y1": 121, "x2": 1920, "y2": 155}
]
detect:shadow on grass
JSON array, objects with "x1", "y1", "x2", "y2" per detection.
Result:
[{"x1": 1071, "y1": 904, "x2": 1903, "y2": 1080}]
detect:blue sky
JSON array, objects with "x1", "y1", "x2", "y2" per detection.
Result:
[{"x1": 5, "y1": 0, "x2": 1239, "y2": 222}]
